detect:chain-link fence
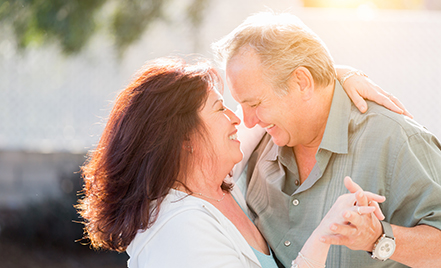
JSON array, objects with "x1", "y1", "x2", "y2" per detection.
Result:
[{"x1": 0, "y1": 6, "x2": 440, "y2": 154}]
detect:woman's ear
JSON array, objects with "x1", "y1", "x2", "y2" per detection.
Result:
[{"x1": 182, "y1": 140, "x2": 193, "y2": 154}]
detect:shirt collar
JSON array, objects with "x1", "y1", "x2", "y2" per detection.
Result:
[{"x1": 319, "y1": 80, "x2": 351, "y2": 154}]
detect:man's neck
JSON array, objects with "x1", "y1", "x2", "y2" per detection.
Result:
[
  {"x1": 293, "y1": 144, "x2": 318, "y2": 184},
  {"x1": 293, "y1": 80, "x2": 335, "y2": 183}
]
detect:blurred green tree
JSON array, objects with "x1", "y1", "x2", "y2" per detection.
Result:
[{"x1": 0, "y1": 0, "x2": 209, "y2": 55}]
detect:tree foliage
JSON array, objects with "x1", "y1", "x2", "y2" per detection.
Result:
[{"x1": 0, "y1": 0, "x2": 209, "y2": 55}]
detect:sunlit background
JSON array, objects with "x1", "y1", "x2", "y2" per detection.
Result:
[{"x1": 0, "y1": 0, "x2": 440, "y2": 267}]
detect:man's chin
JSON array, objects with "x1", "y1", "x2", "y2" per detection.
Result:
[{"x1": 270, "y1": 136, "x2": 288, "y2": 147}]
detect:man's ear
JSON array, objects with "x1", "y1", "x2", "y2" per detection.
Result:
[{"x1": 291, "y1": 67, "x2": 314, "y2": 100}]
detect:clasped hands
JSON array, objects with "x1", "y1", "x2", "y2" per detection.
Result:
[{"x1": 318, "y1": 176, "x2": 385, "y2": 252}]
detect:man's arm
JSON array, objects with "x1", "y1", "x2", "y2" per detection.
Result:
[
  {"x1": 322, "y1": 214, "x2": 441, "y2": 267},
  {"x1": 322, "y1": 132, "x2": 441, "y2": 267},
  {"x1": 391, "y1": 224, "x2": 441, "y2": 268}
]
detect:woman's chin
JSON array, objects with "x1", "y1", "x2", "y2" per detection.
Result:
[{"x1": 235, "y1": 152, "x2": 244, "y2": 164}]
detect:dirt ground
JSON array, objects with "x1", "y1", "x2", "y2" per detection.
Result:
[{"x1": 0, "y1": 241, "x2": 128, "y2": 268}]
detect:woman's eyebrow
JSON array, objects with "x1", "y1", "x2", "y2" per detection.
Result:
[{"x1": 212, "y1": 98, "x2": 223, "y2": 108}]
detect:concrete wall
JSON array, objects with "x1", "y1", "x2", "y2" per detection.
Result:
[{"x1": 0, "y1": 151, "x2": 84, "y2": 208}]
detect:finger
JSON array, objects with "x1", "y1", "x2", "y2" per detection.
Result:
[
  {"x1": 348, "y1": 90, "x2": 368, "y2": 113},
  {"x1": 364, "y1": 192, "x2": 386, "y2": 203},
  {"x1": 329, "y1": 222, "x2": 358, "y2": 237},
  {"x1": 365, "y1": 82, "x2": 403, "y2": 112},
  {"x1": 358, "y1": 206, "x2": 376, "y2": 215},
  {"x1": 388, "y1": 94, "x2": 414, "y2": 119},
  {"x1": 374, "y1": 91, "x2": 404, "y2": 115},
  {"x1": 355, "y1": 190, "x2": 368, "y2": 206},
  {"x1": 346, "y1": 206, "x2": 375, "y2": 218},
  {"x1": 320, "y1": 234, "x2": 349, "y2": 245},
  {"x1": 370, "y1": 201, "x2": 385, "y2": 221},
  {"x1": 344, "y1": 176, "x2": 362, "y2": 194},
  {"x1": 342, "y1": 207, "x2": 375, "y2": 227}
]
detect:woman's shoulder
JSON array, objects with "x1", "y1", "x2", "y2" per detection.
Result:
[
  {"x1": 126, "y1": 191, "x2": 247, "y2": 268},
  {"x1": 128, "y1": 191, "x2": 224, "y2": 249}
]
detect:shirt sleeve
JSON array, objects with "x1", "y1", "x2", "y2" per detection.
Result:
[
  {"x1": 386, "y1": 130, "x2": 441, "y2": 230},
  {"x1": 135, "y1": 207, "x2": 249, "y2": 268}
]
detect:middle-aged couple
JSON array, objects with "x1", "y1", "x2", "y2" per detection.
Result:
[{"x1": 78, "y1": 11, "x2": 441, "y2": 268}]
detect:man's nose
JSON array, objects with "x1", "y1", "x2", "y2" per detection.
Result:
[{"x1": 242, "y1": 107, "x2": 259, "y2": 129}]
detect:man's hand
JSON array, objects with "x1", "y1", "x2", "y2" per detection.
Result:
[
  {"x1": 344, "y1": 176, "x2": 385, "y2": 221},
  {"x1": 320, "y1": 176, "x2": 385, "y2": 251}
]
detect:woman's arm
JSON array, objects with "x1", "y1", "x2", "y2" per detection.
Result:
[{"x1": 336, "y1": 65, "x2": 412, "y2": 118}]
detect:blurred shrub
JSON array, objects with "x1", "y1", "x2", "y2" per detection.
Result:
[{"x1": 0, "y1": 0, "x2": 210, "y2": 55}]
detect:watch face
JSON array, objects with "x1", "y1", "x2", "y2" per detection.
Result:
[{"x1": 376, "y1": 238, "x2": 396, "y2": 259}]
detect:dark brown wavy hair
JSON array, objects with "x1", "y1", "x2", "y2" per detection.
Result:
[{"x1": 77, "y1": 57, "x2": 229, "y2": 252}]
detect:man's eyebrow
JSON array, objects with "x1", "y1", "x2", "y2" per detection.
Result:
[{"x1": 239, "y1": 98, "x2": 254, "y2": 104}]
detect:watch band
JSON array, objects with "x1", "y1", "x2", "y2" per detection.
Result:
[{"x1": 381, "y1": 221, "x2": 394, "y2": 239}]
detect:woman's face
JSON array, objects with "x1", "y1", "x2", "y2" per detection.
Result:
[{"x1": 197, "y1": 88, "x2": 243, "y2": 169}]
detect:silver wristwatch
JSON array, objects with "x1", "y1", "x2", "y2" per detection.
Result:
[{"x1": 371, "y1": 221, "x2": 396, "y2": 261}]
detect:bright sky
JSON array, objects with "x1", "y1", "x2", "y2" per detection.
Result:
[{"x1": 303, "y1": 0, "x2": 424, "y2": 9}]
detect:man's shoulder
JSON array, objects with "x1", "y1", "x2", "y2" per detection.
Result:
[{"x1": 351, "y1": 101, "x2": 433, "y2": 139}]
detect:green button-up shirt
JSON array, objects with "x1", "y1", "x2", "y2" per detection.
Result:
[{"x1": 241, "y1": 81, "x2": 441, "y2": 268}]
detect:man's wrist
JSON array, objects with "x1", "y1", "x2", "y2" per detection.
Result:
[{"x1": 369, "y1": 221, "x2": 396, "y2": 261}]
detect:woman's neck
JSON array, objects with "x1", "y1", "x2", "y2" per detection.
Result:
[{"x1": 176, "y1": 163, "x2": 230, "y2": 198}]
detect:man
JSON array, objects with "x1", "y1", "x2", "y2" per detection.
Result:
[{"x1": 213, "y1": 12, "x2": 441, "y2": 268}]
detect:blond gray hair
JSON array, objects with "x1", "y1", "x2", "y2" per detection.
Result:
[{"x1": 212, "y1": 11, "x2": 336, "y2": 95}]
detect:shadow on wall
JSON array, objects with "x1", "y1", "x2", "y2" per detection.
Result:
[{"x1": 0, "y1": 169, "x2": 128, "y2": 268}]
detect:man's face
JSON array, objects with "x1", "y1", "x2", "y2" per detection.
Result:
[{"x1": 226, "y1": 50, "x2": 305, "y2": 147}]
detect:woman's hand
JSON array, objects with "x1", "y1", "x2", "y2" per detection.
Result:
[
  {"x1": 296, "y1": 177, "x2": 385, "y2": 268},
  {"x1": 336, "y1": 66, "x2": 413, "y2": 118},
  {"x1": 317, "y1": 177, "x2": 386, "y2": 251},
  {"x1": 343, "y1": 176, "x2": 384, "y2": 220}
]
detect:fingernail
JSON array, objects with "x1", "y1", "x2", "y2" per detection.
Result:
[
  {"x1": 345, "y1": 212, "x2": 351, "y2": 218},
  {"x1": 330, "y1": 225, "x2": 337, "y2": 231},
  {"x1": 320, "y1": 237, "x2": 326, "y2": 242}
]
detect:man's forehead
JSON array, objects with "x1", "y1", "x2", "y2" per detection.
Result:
[
  {"x1": 228, "y1": 83, "x2": 260, "y2": 104},
  {"x1": 227, "y1": 47, "x2": 259, "y2": 69}
]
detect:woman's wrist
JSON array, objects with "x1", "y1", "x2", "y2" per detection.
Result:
[
  {"x1": 338, "y1": 70, "x2": 368, "y2": 86},
  {"x1": 291, "y1": 251, "x2": 326, "y2": 268},
  {"x1": 294, "y1": 229, "x2": 330, "y2": 267},
  {"x1": 335, "y1": 65, "x2": 357, "y2": 80}
]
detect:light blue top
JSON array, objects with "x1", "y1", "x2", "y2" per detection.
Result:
[{"x1": 251, "y1": 247, "x2": 279, "y2": 268}]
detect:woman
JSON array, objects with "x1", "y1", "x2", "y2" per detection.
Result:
[{"x1": 77, "y1": 57, "x2": 390, "y2": 268}]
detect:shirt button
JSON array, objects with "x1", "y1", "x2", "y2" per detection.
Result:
[
  {"x1": 284, "y1": 241, "x2": 291, "y2": 247},
  {"x1": 292, "y1": 199, "x2": 299, "y2": 206},
  {"x1": 294, "y1": 180, "x2": 300, "y2": 186}
]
